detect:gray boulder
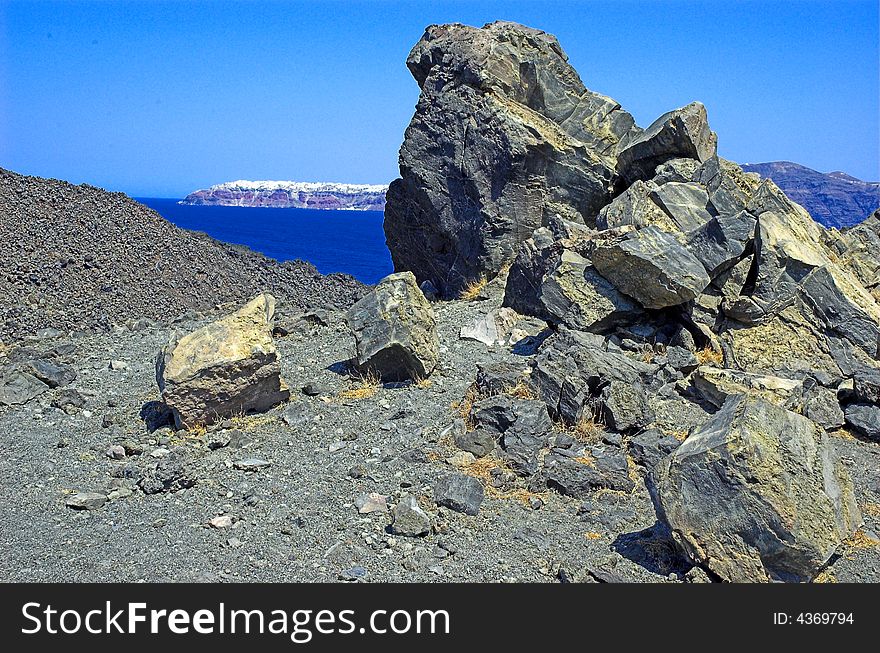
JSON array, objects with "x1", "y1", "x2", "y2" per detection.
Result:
[
  {"x1": 627, "y1": 430, "x2": 681, "y2": 469},
  {"x1": 685, "y1": 210, "x2": 757, "y2": 278},
  {"x1": 844, "y1": 403, "x2": 880, "y2": 441},
  {"x1": 653, "y1": 394, "x2": 861, "y2": 583},
  {"x1": 591, "y1": 226, "x2": 711, "y2": 309},
  {"x1": 0, "y1": 370, "x2": 48, "y2": 406},
  {"x1": 346, "y1": 272, "x2": 439, "y2": 381},
  {"x1": 543, "y1": 446, "x2": 635, "y2": 497},
  {"x1": 24, "y1": 359, "x2": 77, "y2": 388},
  {"x1": 616, "y1": 102, "x2": 717, "y2": 183},
  {"x1": 599, "y1": 380, "x2": 654, "y2": 432},
  {"x1": 648, "y1": 182, "x2": 715, "y2": 232},
  {"x1": 384, "y1": 21, "x2": 640, "y2": 296},
  {"x1": 434, "y1": 474, "x2": 484, "y2": 515}
]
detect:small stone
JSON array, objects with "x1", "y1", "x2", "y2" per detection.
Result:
[
  {"x1": 209, "y1": 515, "x2": 234, "y2": 529},
  {"x1": 328, "y1": 442, "x2": 346, "y2": 453},
  {"x1": 109, "y1": 360, "x2": 129, "y2": 371},
  {"x1": 390, "y1": 495, "x2": 431, "y2": 537},
  {"x1": 65, "y1": 492, "x2": 107, "y2": 510},
  {"x1": 149, "y1": 447, "x2": 170, "y2": 458},
  {"x1": 105, "y1": 445, "x2": 126, "y2": 460},
  {"x1": 446, "y1": 451, "x2": 476, "y2": 468},
  {"x1": 433, "y1": 474, "x2": 484, "y2": 516},
  {"x1": 355, "y1": 492, "x2": 388, "y2": 514},
  {"x1": 339, "y1": 566, "x2": 367, "y2": 581},
  {"x1": 301, "y1": 383, "x2": 323, "y2": 397},
  {"x1": 233, "y1": 458, "x2": 271, "y2": 471}
]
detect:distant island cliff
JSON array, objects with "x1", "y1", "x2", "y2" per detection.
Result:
[{"x1": 180, "y1": 180, "x2": 389, "y2": 210}]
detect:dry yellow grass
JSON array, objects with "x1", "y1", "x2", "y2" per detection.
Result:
[
  {"x1": 459, "y1": 455, "x2": 547, "y2": 506},
  {"x1": 695, "y1": 346, "x2": 724, "y2": 366},
  {"x1": 845, "y1": 530, "x2": 880, "y2": 550},
  {"x1": 813, "y1": 568, "x2": 837, "y2": 583},
  {"x1": 584, "y1": 532, "x2": 602, "y2": 540},
  {"x1": 573, "y1": 454, "x2": 595, "y2": 467},
  {"x1": 451, "y1": 384, "x2": 481, "y2": 430},
  {"x1": 505, "y1": 380, "x2": 537, "y2": 400},
  {"x1": 338, "y1": 369, "x2": 381, "y2": 401},
  {"x1": 862, "y1": 503, "x2": 880, "y2": 518},
  {"x1": 666, "y1": 429, "x2": 689, "y2": 442},
  {"x1": 458, "y1": 276, "x2": 487, "y2": 301},
  {"x1": 413, "y1": 374, "x2": 433, "y2": 389},
  {"x1": 567, "y1": 414, "x2": 605, "y2": 445}
]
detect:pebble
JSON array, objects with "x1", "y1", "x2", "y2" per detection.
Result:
[
  {"x1": 65, "y1": 492, "x2": 107, "y2": 510},
  {"x1": 209, "y1": 515, "x2": 234, "y2": 529},
  {"x1": 328, "y1": 442, "x2": 346, "y2": 453},
  {"x1": 339, "y1": 566, "x2": 367, "y2": 581},
  {"x1": 105, "y1": 445, "x2": 126, "y2": 460},
  {"x1": 445, "y1": 451, "x2": 476, "y2": 468},
  {"x1": 108, "y1": 360, "x2": 129, "y2": 371},
  {"x1": 355, "y1": 492, "x2": 388, "y2": 514},
  {"x1": 233, "y1": 458, "x2": 271, "y2": 471}
]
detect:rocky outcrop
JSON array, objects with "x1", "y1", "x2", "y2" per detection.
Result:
[
  {"x1": 181, "y1": 180, "x2": 388, "y2": 211},
  {"x1": 741, "y1": 161, "x2": 879, "y2": 229},
  {"x1": 652, "y1": 395, "x2": 861, "y2": 583},
  {"x1": 384, "y1": 21, "x2": 639, "y2": 297},
  {"x1": 156, "y1": 293, "x2": 290, "y2": 428},
  {"x1": 615, "y1": 102, "x2": 717, "y2": 184},
  {"x1": 346, "y1": 272, "x2": 439, "y2": 381}
]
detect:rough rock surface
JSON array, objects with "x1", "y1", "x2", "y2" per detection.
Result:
[
  {"x1": 156, "y1": 294, "x2": 290, "y2": 428},
  {"x1": 616, "y1": 102, "x2": 717, "y2": 184},
  {"x1": 653, "y1": 395, "x2": 861, "y2": 582},
  {"x1": 346, "y1": 272, "x2": 439, "y2": 381},
  {"x1": 384, "y1": 21, "x2": 639, "y2": 297}
]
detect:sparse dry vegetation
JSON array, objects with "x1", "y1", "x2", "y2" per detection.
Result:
[
  {"x1": 338, "y1": 369, "x2": 382, "y2": 401},
  {"x1": 567, "y1": 413, "x2": 606, "y2": 445},
  {"x1": 504, "y1": 379, "x2": 537, "y2": 400},
  {"x1": 458, "y1": 276, "x2": 487, "y2": 301},
  {"x1": 695, "y1": 346, "x2": 724, "y2": 366}
]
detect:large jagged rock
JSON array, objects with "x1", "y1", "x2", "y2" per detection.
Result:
[
  {"x1": 616, "y1": 102, "x2": 717, "y2": 184},
  {"x1": 653, "y1": 394, "x2": 861, "y2": 583},
  {"x1": 537, "y1": 250, "x2": 642, "y2": 332},
  {"x1": 346, "y1": 272, "x2": 439, "y2": 381},
  {"x1": 156, "y1": 294, "x2": 290, "y2": 428},
  {"x1": 384, "y1": 21, "x2": 640, "y2": 297},
  {"x1": 591, "y1": 226, "x2": 711, "y2": 309}
]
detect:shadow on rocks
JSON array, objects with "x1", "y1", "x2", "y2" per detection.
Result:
[
  {"x1": 511, "y1": 328, "x2": 552, "y2": 356},
  {"x1": 612, "y1": 522, "x2": 693, "y2": 577},
  {"x1": 140, "y1": 400, "x2": 175, "y2": 432}
]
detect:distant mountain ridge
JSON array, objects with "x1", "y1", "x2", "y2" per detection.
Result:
[
  {"x1": 740, "y1": 161, "x2": 879, "y2": 229},
  {"x1": 181, "y1": 180, "x2": 388, "y2": 211}
]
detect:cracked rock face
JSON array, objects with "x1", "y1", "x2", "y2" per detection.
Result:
[
  {"x1": 346, "y1": 271, "x2": 439, "y2": 381},
  {"x1": 156, "y1": 293, "x2": 290, "y2": 428},
  {"x1": 652, "y1": 395, "x2": 861, "y2": 583},
  {"x1": 384, "y1": 21, "x2": 639, "y2": 297}
]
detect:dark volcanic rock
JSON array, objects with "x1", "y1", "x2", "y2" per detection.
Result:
[
  {"x1": 0, "y1": 370, "x2": 48, "y2": 406},
  {"x1": 346, "y1": 272, "x2": 439, "y2": 381},
  {"x1": 844, "y1": 403, "x2": 880, "y2": 441},
  {"x1": 616, "y1": 102, "x2": 717, "y2": 184},
  {"x1": 434, "y1": 474, "x2": 484, "y2": 515},
  {"x1": 384, "y1": 21, "x2": 639, "y2": 297},
  {"x1": 653, "y1": 395, "x2": 861, "y2": 583},
  {"x1": 591, "y1": 226, "x2": 711, "y2": 309}
]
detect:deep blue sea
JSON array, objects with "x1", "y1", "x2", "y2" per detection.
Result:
[{"x1": 136, "y1": 198, "x2": 393, "y2": 284}]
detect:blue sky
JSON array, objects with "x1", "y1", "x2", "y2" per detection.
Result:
[{"x1": 1, "y1": 0, "x2": 877, "y2": 197}]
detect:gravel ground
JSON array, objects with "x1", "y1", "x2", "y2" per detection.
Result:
[
  {"x1": 2, "y1": 288, "x2": 879, "y2": 583},
  {"x1": 0, "y1": 168, "x2": 365, "y2": 343}
]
